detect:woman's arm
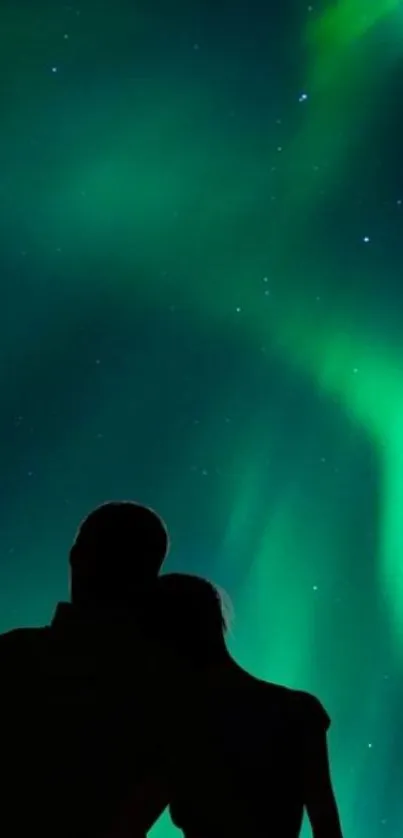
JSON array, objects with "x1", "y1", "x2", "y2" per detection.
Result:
[{"x1": 303, "y1": 730, "x2": 343, "y2": 838}]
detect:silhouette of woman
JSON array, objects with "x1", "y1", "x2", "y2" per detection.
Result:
[{"x1": 113, "y1": 572, "x2": 344, "y2": 838}]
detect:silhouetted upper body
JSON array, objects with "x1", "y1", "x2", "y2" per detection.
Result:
[
  {"x1": 0, "y1": 604, "x2": 172, "y2": 838},
  {"x1": 0, "y1": 597, "x2": 184, "y2": 838},
  {"x1": 0, "y1": 502, "x2": 182, "y2": 838},
  {"x1": 167, "y1": 669, "x2": 335, "y2": 838},
  {"x1": 114, "y1": 573, "x2": 343, "y2": 838}
]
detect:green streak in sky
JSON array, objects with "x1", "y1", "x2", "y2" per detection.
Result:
[
  {"x1": 306, "y1": 0, "x2": 402, "y2": 68},
  {"x1": 278, "y1": 0, "x2": 403, "y2": 219},
  {"x1": 267, "y1": 0, "x2": 403, "y2": 653}
]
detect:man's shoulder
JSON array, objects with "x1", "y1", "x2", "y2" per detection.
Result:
[
  {"x1": 0, "y1": 625, "x2": 49, "y2": 661},
  {"x1": 0, "y1": 625, "x2": 48, "y2": 643}
]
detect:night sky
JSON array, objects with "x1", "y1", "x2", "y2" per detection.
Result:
[{"x1": 1, "y1": 1, "x2": 403, "y2": 835}]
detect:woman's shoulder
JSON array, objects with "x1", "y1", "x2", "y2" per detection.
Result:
[
  {"x1": 287, "y1": 687, "x2": 331, "y2": 731},
  {"x1": 240, "y1": 676, "x2": 331, "y2": 732}
]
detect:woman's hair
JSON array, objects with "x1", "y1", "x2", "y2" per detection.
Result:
[{"x1": 156, "y1": 572, "x2": 233, "y2": 665}]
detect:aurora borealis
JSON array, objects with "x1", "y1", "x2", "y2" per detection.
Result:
[{"x1": 1, "y1": 0, "x2": 403, "y2": 835}]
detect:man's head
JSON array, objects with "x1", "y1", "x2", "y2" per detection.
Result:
[{"x1": 69, "y1": 501, "x2": 169, "y2": 608}]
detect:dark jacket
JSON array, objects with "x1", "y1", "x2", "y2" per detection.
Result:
[{"x1": 0, "y1": 601, "x2": 180, "y2": 838}]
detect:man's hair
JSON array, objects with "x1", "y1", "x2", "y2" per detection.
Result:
[
  {"x1": 69, "y1": 501, "x2": 169, "y2": 607},
  {"x1": 156, "y1": 572, "x2": 232, "y2": 664}
]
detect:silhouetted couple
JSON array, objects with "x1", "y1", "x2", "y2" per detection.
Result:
[{"x1": 0, "y1": 501, "x2": 343, "y2": 838}]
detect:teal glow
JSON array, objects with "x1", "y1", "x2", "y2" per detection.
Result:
[{"x1": 0, "y1": 1, "x2": 402, "y2": 835}]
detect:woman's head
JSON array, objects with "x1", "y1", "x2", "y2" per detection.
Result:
[{"x1": 157, "y1": 572, "x2": 232, "y2": 666}]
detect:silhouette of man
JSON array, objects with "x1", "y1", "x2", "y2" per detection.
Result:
[{"x1": 0, "y1": 501, "x2": 177, "y2": 838}]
